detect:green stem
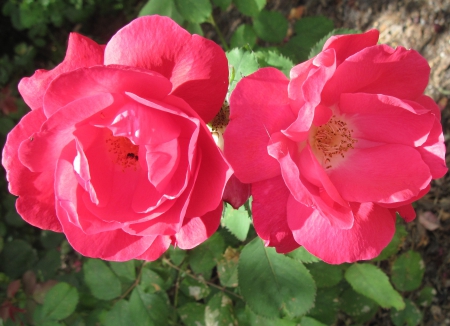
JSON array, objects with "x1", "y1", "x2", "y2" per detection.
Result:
[{"x1": 207, "y1": 15, "x2": 230, "y2": 51}]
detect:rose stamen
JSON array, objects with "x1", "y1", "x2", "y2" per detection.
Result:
[{"x1": 106, "y1": 136, "x2": 139, "y2": 171}]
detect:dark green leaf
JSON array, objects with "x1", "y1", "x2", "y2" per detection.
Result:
[
  {"x1": 169, "y1": 245, "x2": 187, "y2": 266},
  {"x1": 0, "y1": 239, "x2": 38, "y2": 278},
  {"x1": 109, "y1": 261, "x2": 136, "y2": 282},
  {"x1": 221, "y1": 205, "x2": 251, "y2": 241},
  {"x1": 184, "y1": 21, "x2": 203, "y2": 35},
  {"x1": 340, "y1": 287, "x2": 378, "y2": 323},
  {"x1": 211, "y1": 0, "x2": 231, "y2": 11},
  {"x1": 138, "y1": 0, "x2": 184, "y2": 25},
  {"x1": 178, "y1": 302, "x2": 206, "y2": 326},
  {"x1": 189, "y1": 233, "x2": 225, "y2": 275},
  {"x1": 40, "y1": 231, "x2": 65, "y2": 250},
  {"x1": 233, "y1": 0, "x2": 265, "y2": 17},
  {"x1": 140, "y1": 268, "x2": 166, "y2": 293},
  {"x1": 345, "y1": 263, "x2": 404, "y2": 310},
  {"x1": 205, "y1": 293, "x2": 238, "y2": 326},
  {"x1": 417, "y1": 286, "x2": 435, "y2": 307},
  {"x1": 238, "y1": 238, "x2": 316, "y2": 318},
  {"x1": 180, "y1": 277, "x2": 210, "y2": 300},
  {"x1": 174, "y1": 0, "x2": 211, "y2": 23},
  {"x1": 0, "y1": 117, "x2": 15, "y2": 135},
  {"x1": 300, "y1": 316, "x2": 327, "y2": 326},
  {"x1": 390, "y1": 299, "x2": 422, "y2": 326},
  {"x1": 129, "y1": 286, "x2": 169, "y2": 325},
  {"x1": 243, "y1": 305, "x2": 298, "y2": 326},
  {"x1": 41, "y1": 282, "x2": 79, "y2": 321},
  {"x1": 34, "y1": 249, "x2": 60, "y2": 280},
  {"x1": 294, "y1": 16, "x2": 334, "y2": 40},
  {"x1": 230, "y1": 24, "x2": 257, "y2": 49},
  {"x1": 253, "y1": 10, "x2": 288, "y2": 43},
  {"x1": 373, "y1": 217, "x2": 407, "y2": 261},
  {"x1": 391, "y1": 251, "x2": 425, "y2": 292},
  {"x1": 307, "y1": 286, "x2": 341, "y2": 324},
  {"x1": 306, "y1": 262, "x2": 343, "y2": 288},
  {"x1": 104, "y1": 300, "x2": 134, "y2": 326},
  {"x1": 287, "y1": 246, "x2": 320, "y2": 264},
  {"x1": 83, "y1": 259, "x2": 121, "y2": 300}
]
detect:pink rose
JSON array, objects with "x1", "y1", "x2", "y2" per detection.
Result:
[
  {"x1": 2, "y1": 16, "x2": 232, "y2": 261},
  {"x1": 224, "y1": 30, "x2": 447, "y2": 263}
]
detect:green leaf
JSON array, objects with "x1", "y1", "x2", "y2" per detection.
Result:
[
  {"x1": 83, "y1": 259, "x2": 121, "y2": 300},
  {"x1": 34, "y1": 249, "x2": 60, "y2": 280},
  {"x1": 140, "y1": 267, "x2": 166, "y2": 293},
  {"x1": 40, "y1": 231, "x2": 65, "y2": 250},
  {"x1": 104, "y1": 300, "x2": 134, "y2": 326},
  {"x1": 230, "y1": 24, "x2": 257, "y2": 49},
  {"x1": 391, "y1": 251, "x2": 425, "y2": 292},
  {"x1": 226, "y1": 48, "x2": 259, "y2": 93},
  {"x1": 306, "y1": 261, "x2": 343, "y2": 288},
  {"x1": 417, "y1": 286, "x2": 435, "y2": 307},
  {"x1": 0, "y1": 239, "x2": 38, "y2": 278},
  {"x1": 307, "y1": 286, "x2": 341, "y2": 325},
  {"x1": 308, "y1": 28, "x2": 360, "y2": 59},
  {"x1": 205, "y1": 293, "x2": 238, "y2": 326},
  {"x1": 109, "y1": 261, "x2": 136, "y2": 282},
  {"x1": 300, "y1": 316, "x2": 327, "y2": 326},
  {"x1": 41, "y1": 282, "x2": 79, "y2": 321},
  {"x1": 178, "y1": 302, "x2": 206, "y2": 326},
  {"x1": 129, "y1": 286, "x2": 169, "y2": 325},
  {"x1": 0, "y1": 117, "x2": 15, "y2": 136},
  {"x1": 169, "y1": 245, "x2": 187, "y2": 266},
  {"x1": 390, "y1": 299, "x2": 422, "y2": 326},
  {"x1": 238, "y1": 238, "x2": 316, "y2": 318},
  {"x1": 232, "y1": 0, "x2": 265, "y2": 17},
  {"x1": 287, "y1": 246, "x2": 320, "y2": 264},
  {"x1": 174, "y1": 0, "x2": 211, "y2": 23},
  {"x1": 243, "y1": 305, "x2": 298, "y2": 326},
  {"x1": 254, "y1": 49, "x2": 293, "y2": 77},
  {"x1": 345, "y1": 263, "x2": 404, "y2": 310},
  {"x1": 184, "y1": 21, "x2": 203, "y2": 36},
  {"x1": 373, "y1": 217, "x2": 407, "y2": 261},
  {"x1": 189, "y1": 233, "x2": 225, "y2": 275},
  {"x1": 211, "y1": 0, "x2": 231, "y2": 11},
  {"x1": 253, "y1": 10, "x2": 288, "y2": 43},
  {"x1": 180, "y1": 276, "x2": 210, "y2": 300},
  {"x1": 217, "y1": 247, "x2": 239, "y2": 287},
  {"x1": 221, "y1": 204, "x2": 251, "y2": 241},
  {"x1": 138, "y1": 0, "x2": 184, "y2": 25},
  {"x1": 339, "y1": 286, "x2": 378, "y2": 323}
]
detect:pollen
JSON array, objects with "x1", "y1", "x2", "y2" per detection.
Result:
[
  {"x1": 313, "y1": 115, "x2": 357, "y2": 169},
  {"x1": 105, "y1": 135, "x2": 139, "y2": 171}
]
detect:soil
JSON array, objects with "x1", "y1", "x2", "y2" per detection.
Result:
[{"x1": 211, "y1": 0, "x2": 450, "y2": 324}]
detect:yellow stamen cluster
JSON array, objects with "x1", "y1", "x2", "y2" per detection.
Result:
[{"x1": 210, "y1": 101, "x2": 230, "y2": 132}]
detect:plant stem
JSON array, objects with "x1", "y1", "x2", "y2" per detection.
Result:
[
  {"x1": 207, "y1": 15, "x2": 230, "y2": 51},
  {"x1": 116, "y1": 261, "x2": 148, "y2": 301},
  {"x1": 162, "y1": 258, "x2": 242, "y2": 300}
]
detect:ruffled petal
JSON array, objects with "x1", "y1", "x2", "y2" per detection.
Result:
[
  {"x1": 224, "y1": 67, "x2": 294, "y2": 183},
  {"x1": 222, "y1": 175, "x2": 251, "y2": 209}
]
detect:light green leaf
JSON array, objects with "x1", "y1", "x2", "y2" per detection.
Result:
[
  {"x1": 217, "y1": 247, "x2": 239, "y2": 287},
  {"x1": 178, "y1": 302, "x2": 206, "y2": 326},
  {"x1": 345, "y1": 263, "x2": 404, "y2": 310},
  {"x1": 238, "y1": 238, "x2": 316, "y2": 318},
  {"x1": 339, "y1": 287, "x2": 378, "y2": 323},
  {"x1": 231, "y1": 24, "x2": 257, "y2": 49},
  {"x1": 287, "y1": 246, "x2": 320, "y2": 264},
  {"x1": 232, "y1": 0, "x2": 265, "y2": 17},
  {"x1": 104, "y1": 300, "x2": 134, "y2": 326},
  {"x1": 129, "y1": 286, "x2": 169, "y2": 325},
  {"x1": 189, "y1": 233, "x2": 225, "y2": 275},
  {"x1": 390, "y1": 299, "x2": 422, "y2": 326},
  {"x1": 205, "y1": 293, "x2": 237, "y2": 326},
  {"x1": 226, "y1": 48, "x2": 259, "y2": 93},
  {"x1": 41, "y1": 282, "x2": 79, "y2": 321},
  {"x1": 138, "y1": 0, "x2": 184, "y2": 25},
  {"x1": 391, "y1": 251, "x2": 425, "y2": 292},
  {"x1": 254, "y1": 49, "x2": 293, "y2": 77},
  {"x1": 109, "y1": 261, "x2": 136, "y2": 282},
  {"x1": 253, "y1": 10, "x2": 288, "y2": 43},
  {"x1": 83, "y1": 259, "x2": 121, "y2": 300},
  {"x1": 222, "y1": 204, "x2": 251, "y2": 241},
  {"x1": 174, "y1": 0, "x2": 211, "y2": 23}
]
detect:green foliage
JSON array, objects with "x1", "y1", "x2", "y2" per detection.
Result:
[
  {"x1": 391, "y1": 250, "x2": 425, "y2": 291},
  {"x1": 138, "y1": 0, "x2": 184, "y2": 24},
  {"x1": 345, "y1": 263, "x2": 405, "y2": 310},
  {"x1": 83, "y1": 259, "x2": 122, "y2": 300},
  {"x1": 174, "y1": 0, "x2": 212, "y2": 23},
  {"x1": 230, "y1": 24, "x2": 257, "y2": 49},
  {"x1": 339, "y1": 286, "x2": 378, "y2": 323},
  {"x1": 390, "y1": 299, "x2": 423, "y2": 326},
  {"x1": 221, "y1": 204, "x2": 251, "y2": 241},
  {"x1": 253, "y1": 10, "x2": 288, "y2": 43},
  {"x1": 232, "y1": 0, "x2": 266, "y2": 17},
  {"x1": 205, "y1": 292, "x2": 238, "y2": 325},
  {"x1": 306, "y1": 261, "x2": 344, "y2": 288},
  {"x1": 238, "y1": 238, "x2": 316, "y2": 318},
  {"x1": 39, "y1": 283, "x2": 79, "y2": 322},
  {"x1": 373, "y1": 217, "x2": 408, "y2": 261},
  {"x1": 287, "y1": 246, "x2": 320, "y2": 264},
  {"x1": 226, "y1": 48, "x2": 259, "y2": 92}
]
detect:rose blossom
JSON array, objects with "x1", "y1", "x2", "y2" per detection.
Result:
[
  {"x1": 223, "y1": 30, "x2": 447, "y2": 264},
  {"x1": 2, "y1": 15, "x2": 233, "y2": 261}
]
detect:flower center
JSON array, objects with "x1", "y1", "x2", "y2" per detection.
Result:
[
  {"x1": 313, "y1": 115, "x2": 357, "y2": 169},
  {"x1": 106, "y1": 135, "x2": 139, "y2": 171}
]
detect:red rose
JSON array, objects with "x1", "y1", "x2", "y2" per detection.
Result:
[
  {"x1": 224, "y1": 30, "x2": 447, "y2": 263},
  {"x1": 2, "y1": 16, "x2": 232, "y2": 261}
]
